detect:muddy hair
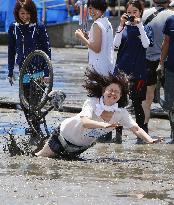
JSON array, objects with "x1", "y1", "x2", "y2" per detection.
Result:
[
  {"x1": 87, "y1": 0, "x2": 108, "y2": 13},
  {"x1": 126, "y1": 0, "x2": 144, "y2": 17},
  {"x1": 14, "y1": 0, "x2": 37, "y2": 23},
  {"x1": 83, "y1": 68, "x2": 130, "y2": 108}
]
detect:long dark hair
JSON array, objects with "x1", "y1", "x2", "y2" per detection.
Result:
[
  {"x1": 14, "y1": 0, "x2": 37, "y2": 23},
  {"x1": 83, "y1": 68, "x2": 130, "y2": 108}
]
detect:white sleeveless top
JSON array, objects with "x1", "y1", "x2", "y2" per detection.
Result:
[{"x1": 88, "y1": 17, "x2": 115, "y2": 76}]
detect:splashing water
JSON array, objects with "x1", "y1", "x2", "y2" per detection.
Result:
[{"x1": 2, "y1": 130, "x2": 47, "y2": 157}]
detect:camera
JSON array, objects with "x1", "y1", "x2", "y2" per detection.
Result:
[
  {"x1": 127, "y1": 15, "x2": 135, "y2": 22},
  {"x1": 124, "y1": 15, "x2": 135, "y2": 22}
]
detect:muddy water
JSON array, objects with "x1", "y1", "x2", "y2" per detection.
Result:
[{"x1": 0, "y1": 108, "x2": 174, "y2": 205}]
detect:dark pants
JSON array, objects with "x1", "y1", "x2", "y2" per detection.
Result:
[
  {"x1": 164, "y1": 70, "x2": 174, "y2": 140},
  {"x1": 129, "y1": 80, "x2": 147, "y2": 131},
  {"x1": 47, "y1": 126, "x2": 63, "y2": 154},
  {"x1": 48, "y1": 126, "x2": 87, "y2": 157},
  {"x1": 169, "y1": 111, "x2": 174, "y2": 140}
]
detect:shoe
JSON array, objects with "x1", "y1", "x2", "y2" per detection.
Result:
[
  {"x1": 48, "y1": 90, "x2": 66, "y2": 110},
  {"x1": 112, "y1": 127, "x2": 123, "y2": 144},
  {"x1": 97, "y1": 132, "x2": 112, "y2": 143}
]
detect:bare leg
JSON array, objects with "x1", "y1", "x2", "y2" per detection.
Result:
[
  {"x1": 35, "y1": 141, "x2": 56, "y2": 157},
  {"x1": 35, "y1": 126, "x2": 63, "y2": 157},
  {"x1": 142, "y1": 84, "x2": 156, "y2": 124}
]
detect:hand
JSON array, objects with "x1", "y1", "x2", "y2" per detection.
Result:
[
  {"x1": 132, "y1": 17, "x2": 141, "y2": 25},
  {"x1": 44, "y1": 77, "x2": 49, "y2": 84},
  {"x1": 120, "y1": 13, "x2": 128, "y2": 26},
  {"x1": 83, "y1": 31, "x2": 89, "y2": 39},
  {"x1": 75, "y1": 29, "x2": 85, "y2": 40},
  {"x1": 156, "y1": 63, "x2": 164, "y2": 78},
  {"x1": 149, "y1": 136, "x2": 164, "y2": 144},
  {"x1": 8, "y1": 76, "x2": 14, "y2": 86}
]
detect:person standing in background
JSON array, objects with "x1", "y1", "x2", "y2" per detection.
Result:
[
  {"x1": 142, "y1": 0, "x2": 174, "y2": 134},
  {"x1": 75, "y1": 0, "x2": 122, "y2": 142},
  {"x1": 157, "y1": 14, "x2": 174, "y2": 144},
  {"x1": 114, "y1": 0, "x2": 150, "y2": 144},
  {"x1": 65, "y1": 0, "x2": 79, "y2": 17},
  {"x1": 8, "y1": 0, "x2": 51, "y2": 133},
  {"x1": 75, "y1": 0, "x2": 115, "y2": 76}
]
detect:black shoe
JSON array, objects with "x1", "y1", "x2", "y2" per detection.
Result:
[
  {"x1": 97, "y1": 132, "x2": 112, "y2": 143},
  {"x1": 112, "y1": 127, "x2": 123, "y2": 144}
]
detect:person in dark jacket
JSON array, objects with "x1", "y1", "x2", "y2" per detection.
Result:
[{"x1": 8, "y1": 0, "x2": 51, "y2": 133}]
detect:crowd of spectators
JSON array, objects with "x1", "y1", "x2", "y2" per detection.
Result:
[
  {"x1": 65, "y1": 0, "x2": 80, "y2": 17},
  {"x1": 65, "y1": 0, "x2": 128, "y2": 17},
  {"x1": 64, "y1": 0, "x2": 158, "y2": 17}
]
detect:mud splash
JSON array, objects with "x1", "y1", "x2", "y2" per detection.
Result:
[{"x1": 2, "y1": 131, "x2": 47, "y2": 157}]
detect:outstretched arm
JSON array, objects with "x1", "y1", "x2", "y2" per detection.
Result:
[
  {"x1": 81, "y1": 116, "x2": 119, "y2": 129},
  {"x1": 130, "y1": 125, "x2": 160, "y2": 143}
]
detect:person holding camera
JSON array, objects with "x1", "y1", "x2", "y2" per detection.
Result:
[{"x1": 113, "y1": 0, "x2": 150, "y2": 144}]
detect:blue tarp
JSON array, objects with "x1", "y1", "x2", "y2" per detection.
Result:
[
  {"x1": 0, "y1": 0, "x2": 69, "y2": 32},
  {"x1": 0, "y1": 0, "x2": 15, "y2": 32},
  {"x1": 44, "y1": 0, "x2": 68, "y2": 23},
  {"x1": 0, "y1": 0, "x2": 7, "y2": 11},
  {"x1": 6, "y1": 0, "x2": 16, "y2": 32}
]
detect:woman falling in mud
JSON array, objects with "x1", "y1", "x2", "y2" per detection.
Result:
[{"x1": 36, "y1": 69, "x2": 162, "y2": 158}]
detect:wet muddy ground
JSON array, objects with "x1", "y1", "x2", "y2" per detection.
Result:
[
  {"x1": 0, "y1": 108, "x2": 174, "y2": 205},
  {"x1": 0, "y1": 46, "x2": 174, "y2": 205}
]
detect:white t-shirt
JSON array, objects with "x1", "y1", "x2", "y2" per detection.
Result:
[
  {"x1": 60, "y1": 98, "x2": 137, "y2": 147},
  {"x1": 88, "y1": 17, "x2": 115, "y2": 76}
]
